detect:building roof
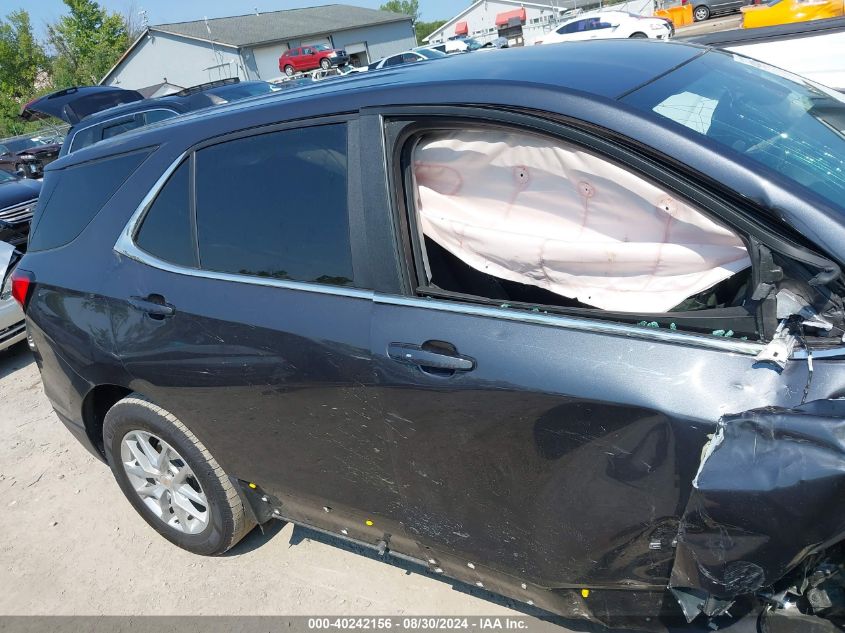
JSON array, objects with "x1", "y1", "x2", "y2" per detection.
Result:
[{"x1": 153, "y1": 4, "x2": 412, "y2": 48}]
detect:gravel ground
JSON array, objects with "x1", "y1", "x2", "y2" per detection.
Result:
[{"x1": 0, "y1": 341, "x2": 584, "y2": 626}]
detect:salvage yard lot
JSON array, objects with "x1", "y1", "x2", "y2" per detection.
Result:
[{"x1": 0, "y1": 342, "x2": 554, "y2": 621}]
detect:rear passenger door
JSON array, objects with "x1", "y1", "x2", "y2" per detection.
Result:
[
  {"x1": 108, "y1": 119, "x2": 407, "y2": 536},
  {"x1": 300, "y1": 47, "x2": 316, "y2": 70},
  {"x1": 363, "y1": 110, "x2": 783, "y2": 602}
]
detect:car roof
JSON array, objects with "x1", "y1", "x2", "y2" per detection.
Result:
[{"x1": 58, "y1": 40, "x2": 706, "y2": 166}]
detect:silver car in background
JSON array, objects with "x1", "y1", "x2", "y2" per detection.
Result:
[{"x1": 0, "y1": 241, "x2": 25, "y2": 352}]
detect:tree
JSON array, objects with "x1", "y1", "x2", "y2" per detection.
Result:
[
  {"x1": 380, "y1": 0, "x2": 421, "y2": 23},
  {"x1": 415, "y1": 19, "x2": 448, "y2": 43},
  {"x1": 0, "y1": 10, "x2": 47, "y2": 137},
  {"x1": 47, "y1": 0, "x2": 130, "y2": 87}
]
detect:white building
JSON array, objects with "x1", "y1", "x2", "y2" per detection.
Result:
[
  {"x1": 101, "y1": 5, "x2": 417, "y2": 91},
  {"x1": 424, "y1": 0, "x2": 653, "y2": 47}
]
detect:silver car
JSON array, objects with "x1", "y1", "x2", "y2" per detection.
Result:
[{"x1": 0, "y1": 241, "x2": 25, "y2": 352}]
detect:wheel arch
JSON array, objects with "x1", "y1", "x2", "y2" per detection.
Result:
[{"x1": 81, "y1": 384, "x2": 133, "y2": 456}]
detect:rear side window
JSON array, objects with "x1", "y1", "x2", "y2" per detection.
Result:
[
  {"x1": 195, "y1": 124, "x2": 353, "y2": 286},
  {"x1": 68, "y1": 125, "x2": 97, "y2": 153},
  {"x1": 143, "y1": 110, "x2": 177, "y2": 125},
  {"x1": 135, "y1": 161, "x2": 196, "y2": 267},
  {"x1": 29, "y1": 150, "x2": 150, "y2": 251},
  {"x1": 102, "y1": 117, "x2": 139, "y2": 140}
]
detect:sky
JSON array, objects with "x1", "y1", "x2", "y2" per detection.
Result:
[{"x1": 2, "y1": 0, "x2": 455, "y2": 39}]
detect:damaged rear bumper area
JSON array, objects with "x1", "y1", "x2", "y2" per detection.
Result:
[{"x1": 670, "y1": 399, "x2": 845, "y2": 626}]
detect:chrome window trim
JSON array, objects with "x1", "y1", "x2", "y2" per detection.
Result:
[
  {"x1": 69, "y1": 107, "x2": 180, "y2": 154},
  {"x1": 115, "y1": 153, "x2": 764, "y2": 356},
  {"x1": 373, "y1": 294, "x2": 765, "y2": 356}
]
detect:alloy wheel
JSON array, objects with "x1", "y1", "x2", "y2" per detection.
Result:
[{"x1": 120, "y1": 430, "x2": 210, "y2": 534}]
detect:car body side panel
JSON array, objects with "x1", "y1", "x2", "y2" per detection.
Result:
[
  {"x1": 97, "y1": 255, "x2": 409, "y2": 531},
  {"x1": 369, "y1": 296, "x2": 845, "y2": 592}
]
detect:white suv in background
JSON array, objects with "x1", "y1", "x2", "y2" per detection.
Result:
[{"x1": 536, "y1": 11, "x2": 672, "y2": 44}]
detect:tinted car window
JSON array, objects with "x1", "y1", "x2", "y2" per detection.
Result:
[
  {"x1": 135, "y1": 161, "x2": 197, "y2": 267},
  {"x1": 206, "y1": 82, "x2": 275, "y2": 101},
  {"x1": 559, "y1": 20, "x2": 584, "y2": 33},
  {"x1": 142, "y1": 109, "x2": 178, "y2": 125},
  {"x1": 68, "y1": 125, "x2": 97, "y2": 153},
  {"x1": 195, "y1": 124, "x2": 354, "y2": 286},
  {"x1": 384, "y1": 55, "x2": 403, "y2": 67},
  {"x1": 29, "y1": 150, "x2": 150, "y2": 251},
  {"x1": 418, "y1": 48, "x2": 447, "y2": 59},
  {"x1": 622, "y1": 51, "x2": 845, "y2": 212},
  {"x1": 102, "y1": 116, "x2": 139, "y2": 140}
]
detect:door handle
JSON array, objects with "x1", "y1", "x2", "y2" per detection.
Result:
[
  {"x1": 128, "y1": 295, "x2": 175, "y2": 318},
  {"x1": 388, "y1": 342, "x2": 475, "y2": 372}
]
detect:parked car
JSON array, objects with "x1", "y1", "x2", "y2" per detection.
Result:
[
  {"x1": 279, "y1": 44, "x2": 350, "y2": 76},
  {"x1": 486, "y1": 36, "x2": 510, "y2": 48},
  {"x1": 741, "y1": 0, "x2": 844, "y2": 28},
  {"x1": 13, "y1": 41, "x2": 845, "y2": 631},
  {"x1": 446, "y1": 37, "x2": 485, "y2": 52},
  {"x1": 0, "y1": 240, "x2": 25, "y2": 352},
  {"x1": 690, "y1": 0, "x2": 751, "y2": 21},
  {"x1": 0, "y1": 135, "x2": 62, "y2": 179},
  {"x1": 365, "y1": 47, "x2": 447, "y2": 71},
  {"x1": 23, "y1": 80, "x2": 278, "y2": 158},
  {"x1": 0, "y1": 169, "x2": 40, "y2": 250},
  {"x1": 535, "y1": 11, "x2": 673, "y2": 43}
]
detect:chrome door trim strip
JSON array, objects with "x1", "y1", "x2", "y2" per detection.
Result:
[{"x1": 373, "y1": 293, "x2": 765, "y2": 356}]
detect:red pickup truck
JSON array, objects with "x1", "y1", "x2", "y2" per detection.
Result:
[{"x1": 279, "y1": 44, "x2": 350, "y2": 76}]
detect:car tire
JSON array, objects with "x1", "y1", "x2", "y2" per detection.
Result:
[
  {"x1": 320, "y1": 58, "x2": 331, "y2": 70},
  {"x1": 693, "y1": 5, "x2": 711, "y2": 21},
  {"x1": 629, "y1": 32, "x2": 648, "y2": 38},
  {"x1": 284, "y1": 65, "x2": 295, "y2": 76},
  {"x1": 103, "y1": 394, "x2": 255, "y2": 556}
]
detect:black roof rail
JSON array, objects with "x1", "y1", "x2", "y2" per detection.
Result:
[{"x1": 174, "y1": 77, "x2": 241, "y2": 97}]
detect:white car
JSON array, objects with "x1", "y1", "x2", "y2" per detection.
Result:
[
  {"x1": 536, "y1": 11, "x2": 672, "y2": 44},
  {"x1": 0, "y1": 241, "x2": 25, "y2": 353},
  {"x1": 361, "y1": 47, "x2": 448, "y2": 72}
]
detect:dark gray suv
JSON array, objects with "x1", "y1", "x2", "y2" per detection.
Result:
[{"x1": 11, "y1": 41, "x2": 845, "y2": 631}]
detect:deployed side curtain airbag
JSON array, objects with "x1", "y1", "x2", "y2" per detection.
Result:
[{"x1": 413, "y1": 130, "x2": 750, "y2": 313}]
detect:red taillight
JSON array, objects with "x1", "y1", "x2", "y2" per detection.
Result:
[{"x1": 11, "y1": 269, "x2": 34, "y2": 309}]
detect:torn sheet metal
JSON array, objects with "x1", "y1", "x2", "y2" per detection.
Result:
[
  {"x1": 413, "y1": 129, "x2": 750, "y2": 312},
  {"x1": 670, "y1": 399, "x2": 845, "y2": 620}
]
